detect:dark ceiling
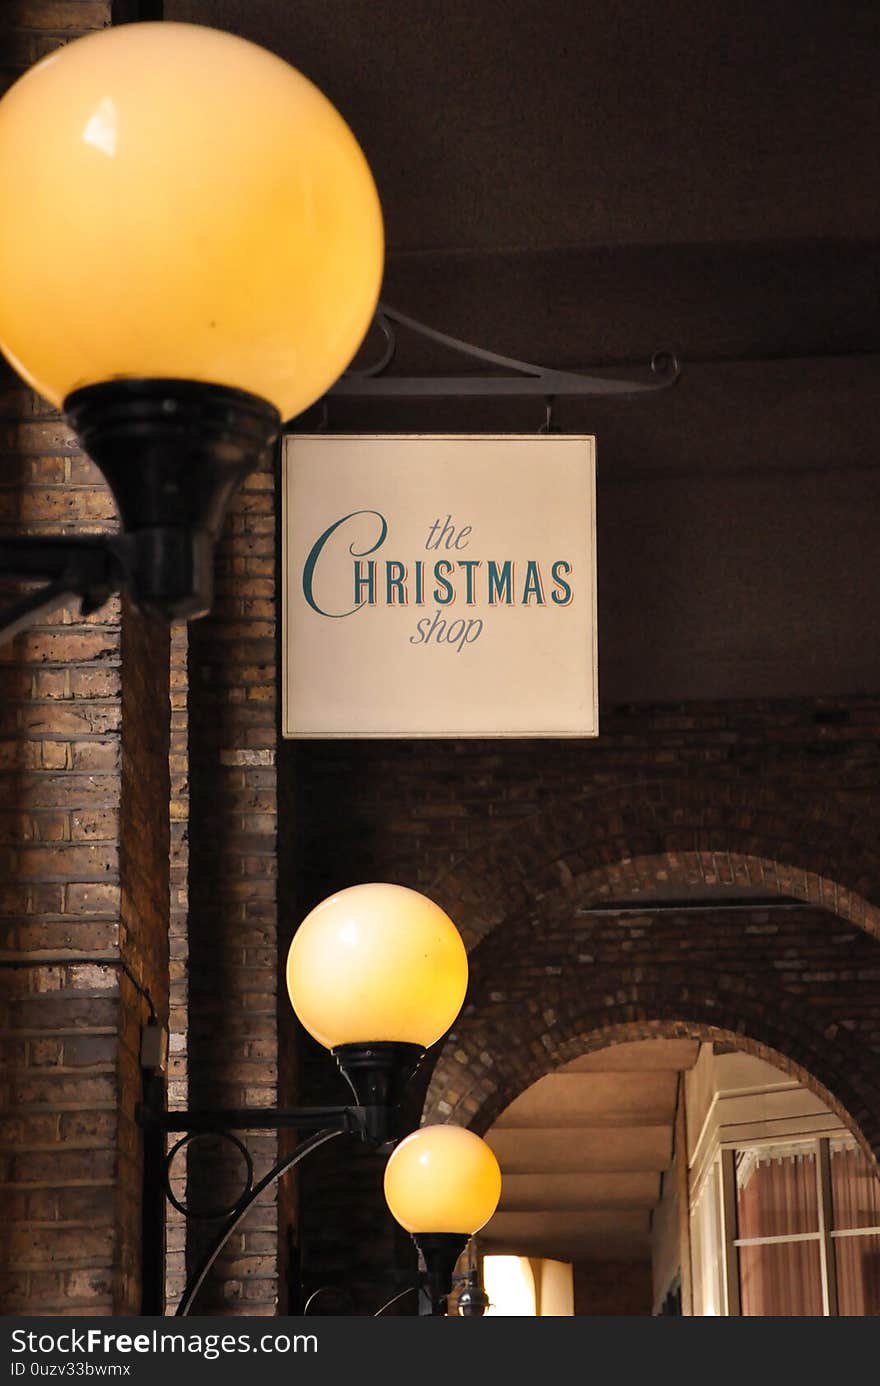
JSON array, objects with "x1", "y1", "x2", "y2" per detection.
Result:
[
  {"x1": 169, "y1": 1, "x2": 879, "y2": 257},
  {"x1": 166, "y1": 1, "x2": 880, "y2": 703}
]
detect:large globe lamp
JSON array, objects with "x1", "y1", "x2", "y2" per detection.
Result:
[
  {"x1": 286, "y1": 883, "x2": 469, "y2": 1143},
  {"x1": 0, "y1": 21, "x2": 383, "y2": 621}
]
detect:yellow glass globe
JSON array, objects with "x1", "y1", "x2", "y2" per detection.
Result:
[
  {"x1": 384, "y1": 1125, "x2": 502, "y2": 1235},
  {"x1": 286, "y1": 883, "x2": 468, "y2": 1050},
  {"x1": 0, "y1": 22, "x2": 383, "y2": 420}
]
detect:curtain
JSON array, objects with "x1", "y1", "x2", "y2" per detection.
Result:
[
  {"x1": 832, "y1": 1145, "x2": 880, "y2": 1316},
  {"x1": 739, "y1": 1240, "x2": 823, "y2": 1316},
  {"x1": 831, "y1": 1144, "x2": 880, "y2": 1229},
  {"x1": 737, "y1": 1150, "x2": 823, "y2": 1316}
]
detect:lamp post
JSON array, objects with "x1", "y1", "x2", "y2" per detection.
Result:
[
  {"x1": 141, "y1": 883, "x2": 501, "y2": 1315},
  {"x1": 0, "y1": 21, "x2": 382, "y2": 635}
]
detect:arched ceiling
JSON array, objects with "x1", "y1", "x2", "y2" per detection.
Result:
[{"x1": 482, "y1": 1039, "x2": 700, "y2": 1266}]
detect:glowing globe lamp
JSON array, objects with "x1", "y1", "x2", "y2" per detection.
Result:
[
  {"x1": 0, "y1": 22, "x2": 383, "y2": 619},
  {"x1": 0, "y1": 21, "x2": 382, "y2": 418},
  {"x1": 287, "y1": 882, "x2": 468, "y2": 1049},
  {"x1": 287, "y1": 884, "x2": 468, "y2": 1140},
  {"x1": 384, "y1": 1124, "x2": 502, "y2": 1313},
  {"x1": 384, "y1": 1124, "x2": 502, "y2": 1236}
]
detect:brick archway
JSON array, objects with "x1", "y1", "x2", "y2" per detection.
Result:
[
  {"x1": 426, "y1": 777, "x2": 880, "y2": 949},
  {"x1": 422, "y1": 925, "x2": 880, "y2": 1161}
]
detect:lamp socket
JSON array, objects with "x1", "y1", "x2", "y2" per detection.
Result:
[{"x1": 140, "y1": 1019, "x2": 169, "y2": 1073}]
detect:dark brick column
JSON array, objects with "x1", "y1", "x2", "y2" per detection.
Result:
[{"x1": 182, "y1": 454, "x2": 279, "y2": 1315}]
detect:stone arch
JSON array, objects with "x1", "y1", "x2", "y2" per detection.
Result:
[
  {"x1": 426, "y1": 776, "x2": 880, "y2": 948},
  {"x1": 422, "y1": 968, "x2": 880, "y2": 1162}
]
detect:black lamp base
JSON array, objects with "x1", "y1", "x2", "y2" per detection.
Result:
[
  {"x1": 64, "y1": 378, "x2": 280, "y2": 621},
  {"x1": 412, "y1": 1232, "x2": 470, "y2": 1315},
  {"x1": 331, "y1": 1042, "x2": 425, "y2": 1146}
]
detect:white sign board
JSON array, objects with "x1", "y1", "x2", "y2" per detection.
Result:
[{"x1": 282, "y1": 434, "x2": 597, "y2": 738}]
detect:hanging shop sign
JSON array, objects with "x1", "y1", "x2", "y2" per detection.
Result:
[{"x1": 281, "y1": 434, "x2": 597, "y2": 738}]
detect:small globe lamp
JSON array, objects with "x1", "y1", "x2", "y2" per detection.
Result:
[
  {"x1": 286, "y1": 883, "x2": 469, "y2": 1143},
  {"x1": 0, "y1": 22, "x2": 382, "y2": 622},
  {"x1": 383, "y1": 1124, "x2": 502, "y2": 1314}
]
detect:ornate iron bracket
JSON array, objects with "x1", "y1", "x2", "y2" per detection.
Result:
[
  {"x1": 140, "y1": 1099, "x2": 358, "y2": 1316},
  {"x1": 140, "y1": 1096, "x2": 475, "y2": 1317},
  {"x1": 138, "y1": 1040, "x2": 429, "y2": 1316},
  {"x1": 328, "y1": 301, "x2": 681, "y2": 399}
]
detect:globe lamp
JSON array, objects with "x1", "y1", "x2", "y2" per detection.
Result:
[
  {"x1": 0, "y1": 22, "x2": 383, "y2": 621},
  {"x1": 384, "y1": 1124, "x2": 502, "y2": 1313},
  {"x1": 287, "y1": 884, "x2": 469, "y2": 1141}
]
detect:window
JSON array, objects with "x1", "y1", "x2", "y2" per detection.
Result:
[
  {"x1": 695, "y1": 1137, "x2": 880, "y2": 1315},
  {"x1": 735, "y1": 1144, "x2": 823, "y2": 1316}
]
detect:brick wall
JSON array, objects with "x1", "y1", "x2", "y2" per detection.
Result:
[
  {"x1": 0, "y1": 1, "x2": 173, "y2": 1316},
  {"x1": 286, "y1": 700, "x2": 880, "y2": 943},
  {"x1": 1, "y1": 2, "x2": 109, "y2": 88}
]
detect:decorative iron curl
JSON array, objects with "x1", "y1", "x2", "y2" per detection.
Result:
[{"x1": 164, "y1": 1129, "x2": 254, "y2": 1222}]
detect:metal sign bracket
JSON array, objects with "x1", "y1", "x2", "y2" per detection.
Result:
[{"x1": 327, "y1": 301, "x2": 681, "y2": 401}]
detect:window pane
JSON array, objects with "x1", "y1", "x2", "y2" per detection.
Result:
[
  {"x1": 831, "y1": 1142, "x2": 880, "y2": 1232},
  {"x1": 739, "y1": 1240, "x2": 824, "y2": 1316},
  {"x1": 736, "y1": 1147, "x2": 818, "y2": 1238},
  {"x1": 836, "y1": 1234, "x2": 880, "y2": 1315}
]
